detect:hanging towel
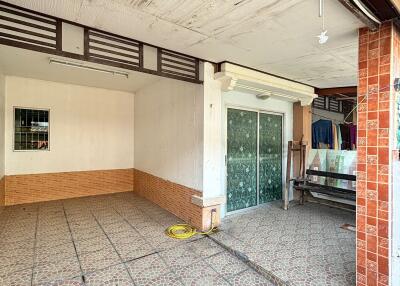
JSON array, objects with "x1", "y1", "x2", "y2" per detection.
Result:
[
  {"x1": 349, "y1": 124, "x2": 357, "y2": 150},
  {"x1": 332, "y1": 124, "x2": 339, "y2": 150},
  {"x1": 312, "y1": 119, "x2": 333, "y2": 149},
  {"x1": 336, "y1": 124, "x2": 343, "y2": 150}
]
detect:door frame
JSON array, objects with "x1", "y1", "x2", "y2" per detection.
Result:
[{"x1": 224, "y1": 105, "x2": 285, "y2": 215}]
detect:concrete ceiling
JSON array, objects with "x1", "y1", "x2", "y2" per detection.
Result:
[
  {"x1": 0, "y1": 45, "x2": 158, "y2": 93},
  {"x1": 4, "y1": 0, "x2": 364, "y2": 88}
]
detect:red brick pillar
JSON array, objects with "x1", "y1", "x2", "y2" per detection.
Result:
[{"x1": 357, "y1": 22, "x2": 397, "y2": 286}]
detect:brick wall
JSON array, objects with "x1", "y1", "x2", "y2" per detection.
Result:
[
  {"x1": 133, "y1": 169, "x2": 205, "y2": 229},
  {"x1": 2, "y1": 168, "x2": 214, "y2": 231},
  {"x1": 5, "y1": 168, "x2": 134, "y2": 205},
  {"x1": 357, "y1": 22, "x2": 392, "y2": 286},
  {"x1": 0, "y1": 176, "x2": 4, "y2": 213}
]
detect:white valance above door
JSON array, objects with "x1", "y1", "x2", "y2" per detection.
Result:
[{"x1": 215, "y1": 62, "x2": 317, "y2": 106}]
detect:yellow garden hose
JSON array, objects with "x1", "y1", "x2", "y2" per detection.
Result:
[{"x1": 165, "y1": 209, "x2": 217, "y2": 239}]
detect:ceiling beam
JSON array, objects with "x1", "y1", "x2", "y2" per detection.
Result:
[
  {"x1": 315, "y1": 86, "x2": 357, "y2": 97},
  {"x1": 338, "y1": 0, "x2": 379, "y2": 31}
]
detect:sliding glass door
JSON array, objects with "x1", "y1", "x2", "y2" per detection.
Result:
[
  {"x1": 226, "y1": 109, "x2": 258, "y2": 212},
  {"x1": 226, "y1": 108, "x2": 283, "y2": 213},
  {"x1": 259, "y1": 113, "x2": 283, "y2": 204}
]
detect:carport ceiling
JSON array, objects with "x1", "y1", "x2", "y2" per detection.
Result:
[
  {"x1": 4, "y1": 0, "x2": 364, "y2": 88},
  {"x1": 0, "y1": 45, "x2": 158, "y2": 93}
]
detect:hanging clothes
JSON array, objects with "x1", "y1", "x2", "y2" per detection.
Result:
[
  {"x1": 336, "y1": 123, "x2": 343, "y2": 150},
  {"x1": 312, "y1": 119, "x2": 333, "y2": 149},
  {"x1": 332, "y1": 124, "x2": 339, "y2": 150},
  {"x1": 349, "y1": 124, "x2": 357, "y2": 150},
  {"x1": 339, "y1": 124, "x2": 351, "y2": 150}
]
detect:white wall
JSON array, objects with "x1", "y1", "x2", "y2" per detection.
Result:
[
  {"x1": 0, "y1": 73, "x2": 5, "y2": 178},
  {"x1": 134, "y1": 77, "x2": 203, "y2": 191},
  {"x1": 312, "y1": 108, "x2": 344, "y2": 123},
  {"x1": 5, "y1": 76, "x2": 134, "y2": 175},
  {"x1": 202, "y1": 63, "x2": 223, "y2": 199},
  {"x1": 220, "y1": 90, "x2": 294, "y2": 216}
]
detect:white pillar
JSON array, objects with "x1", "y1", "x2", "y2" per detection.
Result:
[{"x1": 191, "y1": 62, "x2": 225, "y2": 209}]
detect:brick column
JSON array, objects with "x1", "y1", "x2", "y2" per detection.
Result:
[{"x1": 357, "y1": 22, "x2": 396, "y2": 286}]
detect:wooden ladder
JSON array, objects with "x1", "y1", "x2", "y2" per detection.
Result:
[{"x1": 283, "y1": 140, "x2": 308, "y2": 210}]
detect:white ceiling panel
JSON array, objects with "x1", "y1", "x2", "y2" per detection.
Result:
[{"x1": 2, "y1": 0, "x2": 364, "y2": 87}]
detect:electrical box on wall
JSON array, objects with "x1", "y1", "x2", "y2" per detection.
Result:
[{"x1": 62, "y1": 23, "x2": 84, "y2": 55}]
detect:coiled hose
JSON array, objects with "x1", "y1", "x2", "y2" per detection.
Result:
[{"x1": 165, "y1": 210, "x2": 217, "y2": 239}]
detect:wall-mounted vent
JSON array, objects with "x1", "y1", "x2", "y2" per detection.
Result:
[
  {"x1": 158, "y1": 48, "x2": 200, "y2": 82},
  {"x1": 85, "y1": 29, "x2": 143, "y2": 70},
  {"x1": 328, "y1": 97, "x2": 340, "y2": 113},
  {"x1": 0, "y1": 2, "x2": 59, "y2": 54},
  {"x1": 312, "y1": 96, "x2": 326, "y2": 110},
  {"x1": 342, "y1": 100, "x2": 354, "y2": 115}
]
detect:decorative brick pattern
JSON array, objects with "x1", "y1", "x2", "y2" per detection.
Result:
[
  {"x1": 133, "y1": 169, "x2": 205, "y2": 230},
  {"x1": 357, "y1": 22, "x2": 393, "y2": 286},
  {"x1": 4, "y1": 169, "x2": 134, "y2": 205}
]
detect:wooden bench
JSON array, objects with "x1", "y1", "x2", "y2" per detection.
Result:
[{"x1": 293, "y1": 169, "x2": 356, "y2": 204}]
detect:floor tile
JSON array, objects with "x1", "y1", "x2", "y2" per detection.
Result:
[
  {"x1": 84, "y1": 264, "x2": 134, "y2": 286},
  {"x1": 228, "y1": 269, "x2": 274, "y2": 286},
  {"x1": 205, "y1": 251, "x2": 248, "y2": 279},
  {"x1": 0, "y1": 254, "x2": 34, "y2": 277},
  {"x1": 141, "y1": 271, "x2": 183, "y2": 286},
  {"x1": 189, "y1": 238, "x2": 224, "y2": 258},
  {"x1": 36, "y1": 277, "x2": 84, "y2": 286},
  {"x1": 114, "y1": 238, "x2": 155, "y2": 261},
  {"x1": 212, "y1": 202, "x2": 356, "y2": 286},
  {"x1": 32, "y1": 256, "x2": 81, "y2": 285},
  {"x1": 159, "y1": 244, "x2": 201, "y2": 270},
  {"x1": 125, "y1": 253, "x2": 169, "y2": 285},
  {"x1": 74, "y1": 236, "x2": 112, "y2": 255},
  {"x1": 0, "y1": 267, "x2": 32, "y2": 286},
  {"x1": 79, "y1": 248, "x2": 121, "y2": 273},
  {"x1": 35, "y1": 242, "x2": 76, "y2": 265},
  {"x1": 175, "y1": 260, "x2": 229, "y2": 286}
]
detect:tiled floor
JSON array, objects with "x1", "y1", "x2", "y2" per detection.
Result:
[
  {"x1": 210, "y1": 202, "x2": 356, "y2": 286},
  {"x1": 0, "y1": 192, "x2": 273, "y2": 286}
]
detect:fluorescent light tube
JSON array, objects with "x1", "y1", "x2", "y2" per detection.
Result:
[{"x1": 49, "y1": 58, "x2": 129, "y2": 78}]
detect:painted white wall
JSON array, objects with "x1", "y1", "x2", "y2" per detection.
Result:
[
  {"x1": 5, "y1": 76, "x2": 134, "y2": 175},
  {"x1": 312, "y1": 108, "x2": 344, "y2": 123},
  {"x1": 134, "y1": 77, "x2": 203, "y2": 191},
  {"x1": 220, "y1": 90, "x2": 294, "y2": 217},
  {"x1": 0, "y1": 73, "x2": 5, "y2": 178},
  {"x1": 202, "y1": 63, "x2": 223, "y2": 199}
]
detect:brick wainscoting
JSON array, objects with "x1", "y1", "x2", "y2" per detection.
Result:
[
  {"x1": 2, "y1": 168, "x2": 217, "y2": 231},
  {"x1": 4, "y1": 168, "x2": 134, "y2": 205},
  {"x1": 133, "y1": 169, "x2": 218, "y2": 231},
  {"x1": 0, "y1": 176, "x2": 4, "y2": 213},
  {"x1": 133, "y1": 169, "x2": 203, "y2": 228}
]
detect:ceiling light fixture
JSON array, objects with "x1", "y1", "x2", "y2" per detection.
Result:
[
  {"x1": 352, "y1": 0, "x2": 381, "y2": 24},
  {"x1": 49, "y1": 58, "x2": 129, "y2": 78},
  {"x1": 317, "y1": 0, "x2": 328, "y2": 44}
]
